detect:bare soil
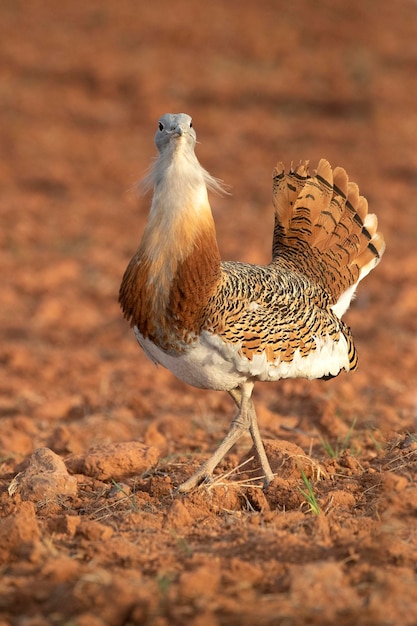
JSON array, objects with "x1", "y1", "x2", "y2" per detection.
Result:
[{"x1": 1, "y1": 1, "x2": 417, "y2": 624}]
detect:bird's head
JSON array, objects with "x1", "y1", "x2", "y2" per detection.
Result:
[
  {"x1": 155, "y1": 113, "x2": 196, "y2": 154},
  {"x1": 140, "y1": 112, "x2": 226, "y2": 197}
]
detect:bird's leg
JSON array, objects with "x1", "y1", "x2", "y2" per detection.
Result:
[
  {"x1": 247, "y1": 402, "x2": 275, "y2": 488},
  {"x1": 177, "y1": 383, "x2": 274, "y2": 493},
  {"x1": 229, "y1": 387, "x2": 275, "y2": 488},
  {"x1": 177, "y1": 383, "x2": 254, "y2": 493}
]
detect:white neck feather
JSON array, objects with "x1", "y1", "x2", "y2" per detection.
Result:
[{"x1": 138, "y1": 138, "x2": 221, "y2": 313}]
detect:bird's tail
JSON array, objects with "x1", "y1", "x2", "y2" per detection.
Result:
[{"x1": 271, "y1": 159, "x2": 385, "y2": 317}]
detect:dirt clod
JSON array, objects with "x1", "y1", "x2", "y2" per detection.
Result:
[
  {"x1": 8, "y1": 447, "x2": 78, "y2": 502},
  {"x1": 65, "y1": 441, "x2": 160, "y2": 480},
  {"x1": 0, "y1": 500, "x2": 41, "y2": 561}
]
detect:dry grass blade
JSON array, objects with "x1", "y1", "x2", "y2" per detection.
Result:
[
  {"x1": 384, "y1": 447, "x2": 417, "y2": 473},
  {"x1": 204, "y1": 456, "x2": 271, "y2": 491}
]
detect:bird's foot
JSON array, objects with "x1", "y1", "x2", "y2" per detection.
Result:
[
  {"x1": 177, "y1": 461, "x2": 275, "y2": 494},
  {"x1": 262, "y1": 469, "x2": 275, "y2": 490},
  {"x1": 177, "y1": 464, "x2": 213, "y2": 493}
]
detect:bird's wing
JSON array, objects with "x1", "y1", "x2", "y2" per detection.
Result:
[{"x1": 203, "y1": 261, "x2": 357, "y2": 375}]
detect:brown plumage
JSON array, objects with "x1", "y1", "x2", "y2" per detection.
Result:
[{"x1": 119, "y1": 113, "x2": 385, "y2": 492}]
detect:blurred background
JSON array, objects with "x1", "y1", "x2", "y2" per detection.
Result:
[{"x1": 1, "y1": 0, "x2": 416, "y2": 458}]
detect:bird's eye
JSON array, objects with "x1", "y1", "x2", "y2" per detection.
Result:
[
  {"x1": 158, "y1": 122, "x2": 164, "y2": 131},
  {"x1": 189, "y1": 121, "x2": 193, "y2": 128}
]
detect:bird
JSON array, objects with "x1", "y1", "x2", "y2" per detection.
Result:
[{"x1": 119, "y1": 112, "x2": 385, "y2": 493}]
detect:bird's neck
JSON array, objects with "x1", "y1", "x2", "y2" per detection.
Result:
[
  {"x1": 142, "y1": 147, "x2": 220, "y2": 293},
  {"x1": 122, "y1": 149, "x2": 221, "y2": 347},
  {"x1": 143, "y1": 149, "x2": 215, "y2": 266}
]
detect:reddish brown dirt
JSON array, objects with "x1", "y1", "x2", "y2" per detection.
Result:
[{"x1": 1, "y1": 1, "x2": 417, "y2": 624}]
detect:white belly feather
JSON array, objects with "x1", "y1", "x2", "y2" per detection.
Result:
[{"x1": 134, "y1": 327, "x2": 350, "y2": 391}]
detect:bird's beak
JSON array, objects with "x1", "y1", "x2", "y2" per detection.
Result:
[{"x1": 172, "y1": 124, "x2": 185, "y2": 137}]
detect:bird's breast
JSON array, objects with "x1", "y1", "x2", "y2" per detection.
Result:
[
  {"x1": 134, "y1": 327, "x2": 247, "y2": 390},
  {"x1": 120, "y1": 220, "x2": 221, "y2": 354}
]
